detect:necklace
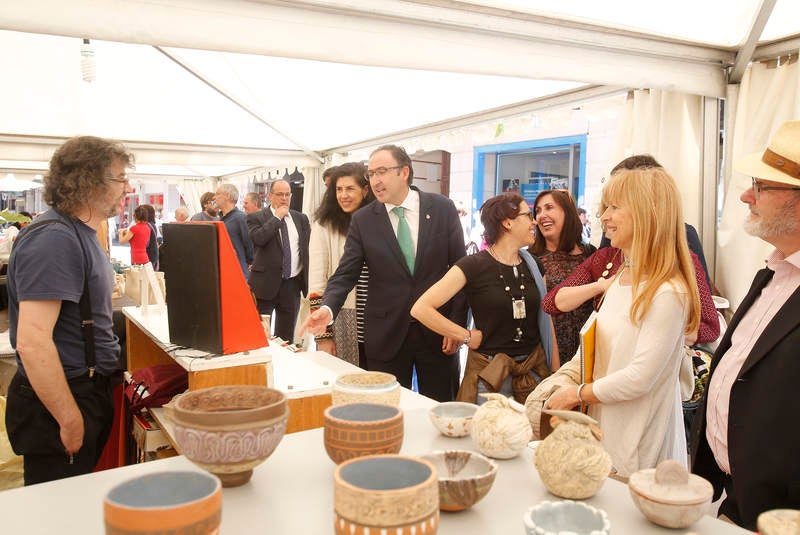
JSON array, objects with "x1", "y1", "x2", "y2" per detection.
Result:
[
  {"x1": 494, "y1": 257, "x2": 527, "y2": 343},
  {"x1": 488, "y1": 245, "x2": 521, "y2": 267}
]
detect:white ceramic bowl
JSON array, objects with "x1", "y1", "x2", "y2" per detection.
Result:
[
  {"x1": 523, "y1": 500, "x2": 610, "y2": 535},
  {"x1": 628, "y1": 462, "x2": 713, "y2": 529},
  {"x1": 428, "y1": 401, "x2": 478, "y2": 437}
]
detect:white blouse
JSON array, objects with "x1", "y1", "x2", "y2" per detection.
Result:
[{"x1": 588, "y1": 274, "x2": 688, "y2": 477}]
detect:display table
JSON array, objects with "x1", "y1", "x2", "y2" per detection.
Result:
[
  {"x1": 123, "y1": 305, "x2": 363, "y2": 433},
  {"x1": 0, "y1": 404, "x2": 750, "y2": 534}
]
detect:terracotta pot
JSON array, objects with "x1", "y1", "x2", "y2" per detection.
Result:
[
  {"x1": 334, "y1": 454, "x2": 439, "y2": 534},
  {"x1": 420, "y1": 450, "x2": 498, "y2": 511},
  {"x1": 104, "y1": 471, "x2": 221, "y2": 535},
  {"x1": 331, "y1": 372, "x2": 401, "y2": 406},
  {"x1": 428, "y1": 401, "x2": 478, "y2": 437},
  {"x1": 324, "y1": 403, "x2": 403, "y2": 464},
  {"x1": 168, "y1": 385, "x2": 289, "y2": 487}
]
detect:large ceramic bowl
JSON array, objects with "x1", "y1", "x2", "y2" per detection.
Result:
[
  {"x1": 419, "y1": 450, "x2": 498, "y2": 511},
  {"x1": 324, "y1": 402, "x2": 404, "y2": 464},
  {"x1": 168, "y1": 385, "x2": 289, "y2": 487},
  {"x1": 628, "y1": 460, "x2": 713, "y2": 529},
  {"x1": 334, "y1": 454, "x2": 439, "y2": 535},
  {"x1": 523, "y1": 500, "x2": 610, "y2": 535},
  {"x1": 428, "y1": 402, "x2": 478, "y2": 437},
  {"x1": 331, "y1": 372, "x2": 401, "y2": 406},
  {"x1": 104, "y1": 471, "x2": 221, "y2": 535}
]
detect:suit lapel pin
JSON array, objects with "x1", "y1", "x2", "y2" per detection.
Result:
[{"x1": 426, "y1": 214, "x2": 431, "y2": 219}]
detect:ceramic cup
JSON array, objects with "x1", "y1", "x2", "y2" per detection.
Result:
[
  {"x1": 331, "y1": 372, "x2": 401, "y2": 406},
  {"x1": 428, "y1": 401, "x2": 478, "y2": 437},
  {"x1": 324, "y1": 402, "x2": 404, "y2": 464},
  {"x1": 334, "y1": 454, "x2": 439, "y2": 535},
  {"x1": 167, "y1": 385, "x2": 289, "y2": 487},
  {"x1": 523, "y1": 500, "x2": 610, "y2": 535},
  {"x1": 104, "y1": 471, "x2": 221, "y2": 535}
]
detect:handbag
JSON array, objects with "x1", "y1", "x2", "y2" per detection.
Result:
[{"x1": 124, "y1": 363, "x2": 188, "y2": 413}]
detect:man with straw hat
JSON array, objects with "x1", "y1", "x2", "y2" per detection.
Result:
[{"x1": 691, "y1": 120, "x2": 800, "y2": 530}]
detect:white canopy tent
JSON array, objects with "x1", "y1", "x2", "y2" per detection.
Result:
[{"x1": 1, "y1": 0, "x2": 799, "y2": 306}]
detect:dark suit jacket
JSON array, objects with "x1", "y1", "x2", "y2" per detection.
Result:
[
  {"x1": 322, "y1": 188, "x2": 468, "y2": 362},
  {"x1": 247, "y1": 207, "x2": 310, "y2": 300},
  {"x1": 690, "y1": 267, "x2": 800, "y2": 529}
]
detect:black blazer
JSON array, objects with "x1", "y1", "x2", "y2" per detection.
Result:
[
  {"x1": 690, "y1": 267, "x2": 800, "y2": 529},
  {"x1": 246, "y1": 207, "x2": 310, "y2": 300},
  {"x1": 322, "y1": 188, "x2": 468, "y2": 362}
]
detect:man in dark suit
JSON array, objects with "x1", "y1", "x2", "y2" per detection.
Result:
[
  {"x1": 691, "y1": 120, "x2": 800, "y2": 530},
  {"x1": 301, "y1": 145, "x2": 467, "y2": 401},
  {"x1": 247, "y1": 179, "x2": 310, "y2": 341}
]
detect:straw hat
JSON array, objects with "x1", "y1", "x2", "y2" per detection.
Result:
[{"x1": 735, "y1": 120, "x2": 800, "y2": 186}]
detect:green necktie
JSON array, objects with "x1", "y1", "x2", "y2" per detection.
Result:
[{"x1": 392, "y1": 206, "x2": 415, "y2": 274}]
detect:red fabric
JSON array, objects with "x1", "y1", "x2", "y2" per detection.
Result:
[
  {"x1": 214, "y1": 222, "x2": 267, "y2": 354},
  {"x1": 93, "y1": 383, "x2": 125, "y2": 472},
  {"x1": 128, "y1": 222, "x2": 151, "y2": 264},
  {"x1": 541, "y1": 247, "x2": 720, "y2": 344}
]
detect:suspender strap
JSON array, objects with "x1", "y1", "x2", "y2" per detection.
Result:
[{"x1": 14, "y1": 217, "x2": 96, "y2": 376}]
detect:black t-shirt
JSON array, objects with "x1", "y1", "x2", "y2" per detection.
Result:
[{"x1": 456, "y1": 250, "x2": 541, "y2": 356}]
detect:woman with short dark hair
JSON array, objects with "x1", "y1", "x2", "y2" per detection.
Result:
[{"x1": 411, "y1": 192, "x2": 559, "y2": 404}]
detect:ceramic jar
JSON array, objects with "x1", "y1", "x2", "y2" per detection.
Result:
[
  {"x1": 534, "y1": 409, "x2": 612, "y2": 499},
  {"x1": 419, "y1": 450, "x2": 498, "y2": 511},
  {"x1": 331, "y1": 372, "x2": 401, "y2": 406},
  {"x1": 334, "y1": 454, "x2": 439, "y2": 535},
  {"x1": 324, "y1": 402, "x2": 404, "y2": 464},
  {"x1": 471, "y1": 393, "x2": 532, "y2": 459},
  {"x1": 166, "y1": 385, "x2": 289, "y2": 487},
  {"x1": 758, "y1": 509, "x2": 800, "y2": 535},
  {"x1": 104, "y1": 471, "x2": 222, "y2": 535},
  {"x1": 628, "y1": 459, "x2": 713, "y2": 528}
]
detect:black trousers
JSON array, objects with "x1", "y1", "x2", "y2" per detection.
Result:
[
  {"x1": 256, "y1": 275, "x2": 302, "y2": 342},
  {"x1": 5, "y1": 371, "x2": 114, "y2": 486},
  {"x1": 367, "y1": 323, "x2": 460, "y2": 402}
]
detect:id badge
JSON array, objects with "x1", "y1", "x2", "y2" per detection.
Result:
[{"x1": 512, "y1": 298, "x2": 526, "y2": 319}]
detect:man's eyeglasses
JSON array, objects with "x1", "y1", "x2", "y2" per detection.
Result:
[
  {"x1": 366, "y1": 166, "x2": 403, "y2": 179},
  {"x1": 751, "y1": 177, "x2": 800, "y2": 199},
  {"x1": 271, "y1": 192, "x2": 292, "y2": 198},
  {"x1": 105, "y1": 174, "x2": 129, "y2": 184},
  {"x1": 516, "y1": 210, "x2": 535, "y2": 221}
]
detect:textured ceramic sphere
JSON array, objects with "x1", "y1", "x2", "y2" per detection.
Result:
[
  {"x1": 523, "y1": 500, "x2": 610, "y2": 535},
  {"x1": 169, "y1": 385, "x2": 289, "y2": 487},
  {"x1": 324, "y1": 403, "x2": 404, "y2": 464},
  {"x1": 628, "y1": 460, "x2": 713, "y2": 529},
  {"x1": 420, "y1": 450, "x2": 498, "y2": 511},
  {"x1": 331, "y1": 372, "x2": 401, "y2": 406},
  {"x1": 428, "y1": 402, "x2": 478, "y2": 438},
  {"x1": 334, "y1": 454, "x2": 439, "y2": 534},
  {"x1": 471, "y1": 393, "x2": 532, "y2": 459},
  {"x1": 104, "y1": 471, "x2": 221, "y2": 535}
]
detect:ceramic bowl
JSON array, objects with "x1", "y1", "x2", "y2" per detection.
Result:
[
  {"x1": 167, "y1": 385, "x2": 289, "y2": 487},
  {"x1": 428, "y1": 401, "x2": 478, "y2": 437},
  {"x1": 104, "y1": 471, "x2": 221, "y2": 535},
  {"x1": 758, "y1": 509, "x2": 800, "y2": 535},
  {"x1": 628, "y1": 460, "x2": 713, "y2": 528},
  {"x1": 419, "y1": 450, "x2": 498, "y2": 511},
  {"x1": 324, "y1": 402, "x2": 404, "y2": 464},
  {"x1": 331, "y1": 372, "x2": 401, "y2": 406},
  {"x1": 523, "y1": 500, "x2": 610, "y2": 535},
  {"x1": 334, "y1": 454, "x2": 439, "y2": 535}
]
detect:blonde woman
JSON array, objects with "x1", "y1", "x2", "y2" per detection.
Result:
[{"x1": 544, "y1": 167, "x2": 701, "y2": 477}]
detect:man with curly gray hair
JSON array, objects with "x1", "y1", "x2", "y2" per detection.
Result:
[{"x1": 5, "y1": 135, "x2": 133, "y2": 485}]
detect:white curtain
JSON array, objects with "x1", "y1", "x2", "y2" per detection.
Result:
[
  {"x1": 300, "y1": 166, "x2": 323, "y2": 218},
  {"x1": 176, "y1": 178, "x2": 217, "y2": 216},
  {"x1": 716, "y1": 57, "x2": 800, "y2": 309},
  {"x1": 607, "y1": 89, "x2": 704, "y2": 228}
]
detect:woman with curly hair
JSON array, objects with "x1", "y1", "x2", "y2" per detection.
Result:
[{"x1": 308, "y1": 162, "x2": 373, "y2": 366}]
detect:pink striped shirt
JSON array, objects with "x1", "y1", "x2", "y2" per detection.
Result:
[{"x1": 706, "y1": 248, "x2": 800, "y2": 473}]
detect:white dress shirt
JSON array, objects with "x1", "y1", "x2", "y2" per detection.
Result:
[{"x1": 270, "y1": 206, "x2": 302, "y2": 277}]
